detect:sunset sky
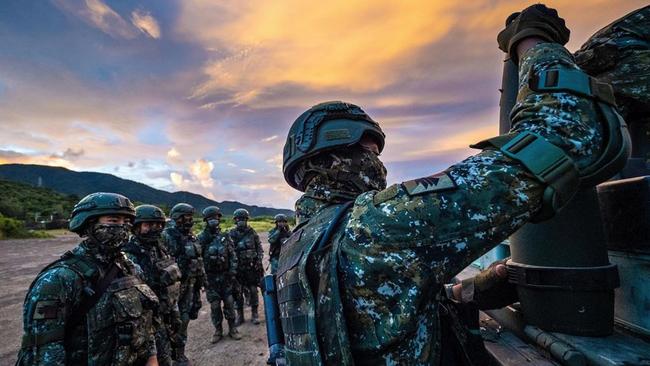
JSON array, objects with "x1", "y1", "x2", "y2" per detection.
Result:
[{"x1": 0, "y1": 0, "x2": 646, "y2": 209}]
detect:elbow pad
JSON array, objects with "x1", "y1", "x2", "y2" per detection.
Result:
[{"x1": 472, "y1": 68, "x2": 631, "y2": 221}]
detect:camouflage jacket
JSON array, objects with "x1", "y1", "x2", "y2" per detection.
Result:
[
  {"x1": 268, "y1": 226, "x2": 292, "y2": 260},
  {"x1": 229, "y1": 226, "x2": 263, "y2": 269},
  {"x1": 123, "y1": 236, "x2": 182, "y2": 315},
  {"x1": 277, "y1": 43, "x2": 609, "y2": 365},
  {"x1": 574, "y1": 5, "x2": 650, "y2": 123},
  {"x1": 162, "y1": 226, "x2": 205, "y2": 283},
  {"x1": 198, "y1": 228, "x2": 237, "y2": 276},
  {"x1": 17, "y1": 243, "x2": 158, "y2": 366},
  {"x1": 229, "y1": 226, "x2": 263, "y2": 285}
]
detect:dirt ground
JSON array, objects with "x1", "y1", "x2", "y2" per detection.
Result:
[{"x1": 0, "y1": 231, "x2": 271, "y2": 366}]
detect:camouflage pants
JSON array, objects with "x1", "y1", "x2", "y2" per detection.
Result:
[
  {"x1": 205, "y1": 274, "x2": 236, "y2": 330},
  {"x1": 155, "y1": 325, "x2": 174, "y2": 366},
  {"x1": 177, "y1": 276, "x2": 202, "y2": 347},
  {"x1": 235, "y1": 265, "x2": 262, "y2": 309},
  {"x1": 234, "y1": 272, "x2": 260, "y2": 310}
]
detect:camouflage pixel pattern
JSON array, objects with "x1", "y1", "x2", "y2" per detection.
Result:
[
  {"x1": 17, "y1": 242, "x2": 158, "y2": 366},
  {"x1": 124, "y1": 236, "x2": 182, "y2": 366},
  {"x1": 293, "y1": 148, "x2": 387, "y2": 225},
  {"x1": 277, "y1": 42, "x2": 607, "y2": 365},
  {"x1": 268, "y1": 226, "x2": 292, "y2": 274},
  {"x1": 161, "y1": 225, "x2": 205, "y2": 351},
  {"x1": 229, "y1": 226, "x2": 263, "y2": 309},
  {"x1": 574, "y1": 6, "x2": 650, "y2": 123},
  {"x1": 198, "y1": 227, "x2": 238, "y2": 328},
  {"x1": 293, "y1": 147, "x2": 387, "y2": 201}
]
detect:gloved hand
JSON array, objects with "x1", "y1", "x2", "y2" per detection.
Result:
[
  {"x1": 497, "y1": 4, "x2": 570, "y2": 63},
  {"x1": 459, "y1": 258, "x2": 518, "y2": 310}
]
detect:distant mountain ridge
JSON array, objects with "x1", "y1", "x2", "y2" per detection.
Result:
[{"x1": 0, "y1": 164, "x2": 293, "y2": 217}]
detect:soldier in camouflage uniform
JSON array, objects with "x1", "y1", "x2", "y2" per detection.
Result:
[
  {"x1": 16, "y1": 192, "x2": 159, "y2": 366},
  {"x1": 197, "y1": 206, "x2": 242, "y2": 343},
  {"x1": 574, "y1": 5, "x2": 650, "y2": 177},
  {"x1": 229, "y1": 208, "x2": 264, "y2": 325},
  {"x1": 161, "y1": 203, "x2": 206, "y2": 365},
  {"x1": 268, "y1": 214, "x2": 292, "y2": 274},
  {"x1": 275, "y1": 4, "x2": 631, "y2": 365},
  {"x1": 124, "y1": 205, "x2": 183, "y2": 366}
]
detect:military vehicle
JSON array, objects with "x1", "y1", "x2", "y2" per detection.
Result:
[{"x1": 472, "y1": 6, "x2": 650, "y2": 365}]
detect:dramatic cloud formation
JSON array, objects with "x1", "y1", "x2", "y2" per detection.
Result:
[{"x1": 0, "y1": 0, "x2": 647, "y2": 209}]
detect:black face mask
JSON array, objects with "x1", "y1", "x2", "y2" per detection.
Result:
[
  {"x1": 87, "y1": 223, "x2": 131, "y2": 259},
  {"x1": 277, "y1": 223, "x2": 289, "y2": 231},
  {"x1": 236, "y1": 220, "x2": 248, "y2": 230},
  {"x1": 177, "y1": 218, "x2": 194, "y2": 233},
  {"x1": 207, "y1": 219, "x2": 220, "y2": 232},
  {"x1": 137, "y1": 227, "x2": 163, "y2": 244},
  {"x1": 295, "y1": 146, "x2": 387, "y2": 200}
]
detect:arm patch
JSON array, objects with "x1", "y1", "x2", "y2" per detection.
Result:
[
  {"x1": 402, "y1": 172, "x2": 457, "y2": 196},
  {"x1": 33, "y1": 300, "x2": 62, "y2": 320}
]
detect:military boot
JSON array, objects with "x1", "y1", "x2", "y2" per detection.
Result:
[
  {"x1": 228, "y1": 319, "x2": 242, "y2": 340},
  {"x1": 175, "y1": 348, "x2": 190, "y2": 366},
  {"x1": 211, "y1": 325, "x2": 224, "y2": 344},
  {"x1": 251, "y1": 306, "x2": 260, "y2": 325},
  {"x1": 236, "y1": 307, "x2": 244, "y2": 325}
]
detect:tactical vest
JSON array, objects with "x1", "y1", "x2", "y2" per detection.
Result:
[
  {"x1": 166, "y1": 228, "x2": 203, "y2": 278},
  {"x1": 203, "y1": 233, "x2": 231, "y2": 273},
  {"x1": 124, "y1": 240, "x2": 181, "y2": 314},
  {"x1": 19, "y1": 251, "x2": 159, "y2": 365},
  {"x1": 87, "y1": 274, "x2": 159, "y2": 365},
  {"x1": 19, "y1": 251, "x2": 97, "y2": 365},
  {"x1": 231, "y1": 229, "x2": 258, "y2": 268},
  {"x1": 276, "y1": 202, "x2": 354, "y2": 365}
]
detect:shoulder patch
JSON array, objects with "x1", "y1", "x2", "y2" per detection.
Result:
[
  {"x1": 373, "y1": 184, "x2": 399, "y2": 205},
  {"x1": 33, "y1": 300, "x2": 62, "y2": 320},
  {"x1": 402, "y1": 171, "x2": 457, "y2": 196}
]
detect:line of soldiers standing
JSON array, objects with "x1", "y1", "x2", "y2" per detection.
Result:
[{"x1": 16, "y1": 191, "x2": 288, "y2": 366}]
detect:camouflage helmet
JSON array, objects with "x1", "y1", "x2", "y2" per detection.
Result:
[
  {"x1": 233, "y1": 208, "x2": 250, "y2": 220},
  {"x1": 69, "y1": 192, "x2": 135, "y2": 234},
  {"x1": 170, "y1": 203, "x2": 195, "y2": 220},
  {"x1": 283, "y1": 101, "x2": 385, "y2": 190},
  {"x1": 274, "y1": 214, "x2": 288, "y2": 222},
  {"x1": 202, "y1": 206, "x2": 222, "y2": 220},
  {"x1": 134, "y1": 204, "x2": 166, "y2": 225}
]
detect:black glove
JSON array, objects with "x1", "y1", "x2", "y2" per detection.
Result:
[
  {"x1": 460, "y1": 258, "x2": 518, "y2": 310},
  {"x1": 497, "y1": 4, "x2": 570, "y2": 63}
]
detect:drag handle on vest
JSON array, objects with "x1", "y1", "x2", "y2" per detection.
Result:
[{"x1": 263, "y1": 274, "x2": 286, "y2": 366}]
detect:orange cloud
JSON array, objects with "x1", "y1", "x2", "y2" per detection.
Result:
[
  {"x1": 179, "y1": 1, "x2": 456, "y2": 101},
  {"x1": 189, "y1": 158, "x2": 215, "y2": 188},
  {"x1": 0, "y1": 152, "x2": 75, "y2": 169}
]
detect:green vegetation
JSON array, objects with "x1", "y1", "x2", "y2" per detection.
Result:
[
  {"x1": 192, "y1": 215, "x2": 295, "y2": 235},
  {"x1": 0, "y1": 179, "x2": 77, "y2": 221},
  {"x1": 0, "y1": 214, "x2": 54, "y2": 240},
  {"x1": 0, "y1": 177, "x2": 296, "y2": 239},
  {"x1": 0, "y1": 180, "x2": 75, "y2": 239},
  {"x1": 0, "y1": 164, "x2": 294, "y2": 217}
]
